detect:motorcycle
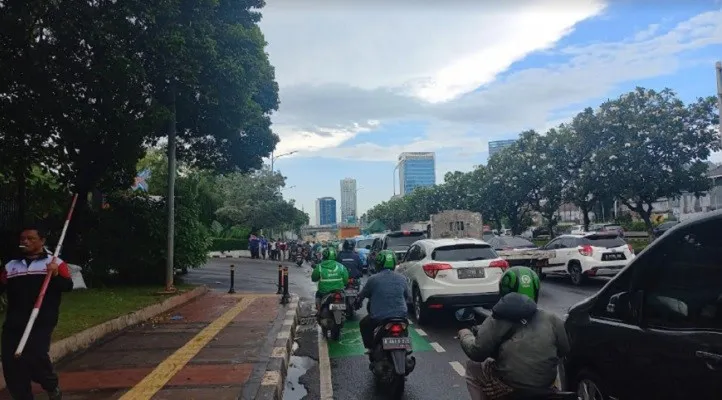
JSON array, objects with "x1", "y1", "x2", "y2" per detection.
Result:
[
  {"x1": 367, "y1": 316, "x2": 416, "y2": 398},
  {"x1": 318, "y1": 290, "x2": 347, "y2": 340},
  {"x1": 344, "y1": 278, "x2": 361, "y2": 318},
  {"x1": 454, "y1": 308, "x2": 579, "y2": 400},
  {"x1": 295, "y1": 252, "x2": 304, "y2": 267}
]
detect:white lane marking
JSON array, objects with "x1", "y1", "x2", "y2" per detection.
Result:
[
  {"x1": 414, "y1": 328, "x2": 427, "y2": 336},
  {"x1": 450, "y1": 361, "x2": 466, "y2": 377},
  {"x1": 430, "y1": 342, "x2": 446, "y2": 352},
  {"x1": 317, "y1": 327, "x2": 334, "y2": 399}
]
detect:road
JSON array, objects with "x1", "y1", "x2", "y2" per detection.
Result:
[
  {"x1": 184, "y1": 258, "x2": 608, "y2": 399},
  {"x1": 283, "y1": 262, "x2": 610, "y2": 400}
]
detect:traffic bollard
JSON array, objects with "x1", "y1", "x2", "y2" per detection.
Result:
[
  {"x1": 277, "y1": 265, "x2": 283, "y2": 294},
  {"x1": 280, "y1": 266, "x2": 290, "y2": 304},
  {"x1": 228, "y1": 264, "x2": 236, "y2": 294}
]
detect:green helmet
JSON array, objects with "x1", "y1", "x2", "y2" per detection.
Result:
[
  {"x1": 375, "y1": 250, "x2": 397, "y2": 270},
  {"x1": 499, "y1": 266, "x2": 540, "y2": 303},
  {"x1": 322, "y1": 247, "x2": 337, "y2": 261}
]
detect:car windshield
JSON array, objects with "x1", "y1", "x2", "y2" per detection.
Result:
[
  {"x1": 582, "y1": 234, "x2": 627, "y2": 248},
  {"x1": 432, "y1": 244, "x2": 498, "y2": 261},
  {"x1": 356, "y1": 239, "x2": 373, "y2": 249},
  {"x1": 385, "y1": 233, "x2": 425, "y2": 250}
]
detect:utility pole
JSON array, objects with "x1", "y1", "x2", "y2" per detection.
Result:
[
  {"x1": 715, "y1": 61, "x2": 722, "y2": 141},
  {"x1": 164, "y1": 83, "x2": 177, "y2": 293}
]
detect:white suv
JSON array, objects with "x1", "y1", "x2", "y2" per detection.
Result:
[
  {"x1": 542, "y1": 232, "x2": 635, "y2": 285},
  {"x1": 396, "y1": 238, "x2": 509, "y2": 325}
]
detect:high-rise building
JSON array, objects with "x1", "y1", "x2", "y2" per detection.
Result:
[
  {"x1": 340, "y1": 178, "x2": 358, "y2": 224},
  {"x1": 398, "y1": 152, "x2": 436, "y2": 195},
  {"x1": 488, "y1": 139, "x2": 517, "y2": 157},
  {"x1": 315, "y1": 197, "x2": 337, "y2": 226}
]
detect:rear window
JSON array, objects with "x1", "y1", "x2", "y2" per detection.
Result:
[
  {"x1": 498, "y1": 237, "x2": 535, "y2": 248},
  {"x1": 356, "y1": 239, "x2": 373, "y2": 249},
  {"x1": 432, "y1": 244, "x2": 498, "y2": 262},
  {"x1": 582, "y1": 235, "x2": 627, "y2": 248},
  {"x1": 385, "y1": 232, "x2": 425, "y2": 250}
]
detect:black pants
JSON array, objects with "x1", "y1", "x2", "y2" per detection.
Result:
[
  {"x1": 1, "y1": 327, "x2": 58, "y2": 400},
  {"x1": 359, "y1": 315, "x2": 379, "y2": 349}
]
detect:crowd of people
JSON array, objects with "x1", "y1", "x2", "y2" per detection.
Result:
[{"x1": 247, "y1": 235, "x2": 291, "y2": 260}]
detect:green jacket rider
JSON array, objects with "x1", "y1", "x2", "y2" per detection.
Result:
[{"x1": 311, "y1": 247, "x2": 349, "y2": 309}]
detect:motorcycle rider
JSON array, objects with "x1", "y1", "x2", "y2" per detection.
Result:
[
  {"x1": 458, "y1": 266, "x2": 570, "y2": 400},
  {"x1": 337, "y1": 239, "x2": 363, "y2": 280},
  {"x1": 311, "y1": 247, "x2": 349, "y2": 312},
  {"x1": 355, "y1": 250, "x2": 410, "y2": 357}
]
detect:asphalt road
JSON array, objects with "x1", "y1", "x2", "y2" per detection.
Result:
[{"x1": 184, "y1": 258, "x2": 608, "y2": 400}]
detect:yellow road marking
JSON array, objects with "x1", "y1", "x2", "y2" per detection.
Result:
[{"x1": 119, "y1": 296, "x2": 257, "y2": 400}]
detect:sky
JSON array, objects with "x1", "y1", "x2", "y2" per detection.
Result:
[{"x1": 257, "y1": 0, "x2": 722, "y2": 224}]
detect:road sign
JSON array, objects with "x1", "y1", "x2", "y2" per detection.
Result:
[{"x1": 132, "y1": 169, "x2": 151, "y2": 191}]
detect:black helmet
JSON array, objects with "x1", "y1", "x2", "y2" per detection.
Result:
[{"x1": 342, "y1": 239, "x2": 355, "y2": 251}]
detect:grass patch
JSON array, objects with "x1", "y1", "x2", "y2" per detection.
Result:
[{"x1": 0, "y1": 284, "x2": 196, "y2": 346}]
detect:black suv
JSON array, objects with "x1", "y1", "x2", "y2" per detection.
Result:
[
  {"x1": 561, "y1": 210, "x2": 722, "y2": 399},
  {"x1": 369, "y1": 230, "x2": 426, "y2": 271}
]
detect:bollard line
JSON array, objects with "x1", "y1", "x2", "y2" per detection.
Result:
[{"x1": 228, "y1": 264, "x2": 236, "y2": 294}]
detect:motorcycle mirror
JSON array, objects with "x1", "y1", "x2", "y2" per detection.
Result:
[{"x1": 455, "y1": 308, "x2": 475, "y2": 322}]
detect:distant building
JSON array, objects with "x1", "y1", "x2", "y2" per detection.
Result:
[
  {"x1": 398, "y1": 152, "x2": 436, "y2": 195},
  {"x1": 488, "y1": 139, "x2": 517, "y2": 157},
  {"x1": 315, "y1": 197, "x2": 337, "y2": 226},
  {"x1": 340, "y1": 178, "x2": 357, "y2": 223}
]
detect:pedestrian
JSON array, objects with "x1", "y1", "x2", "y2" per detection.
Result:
[
  {"x1": 260, "y1": 236, "x2": 268, "y2": 260},
  {"x1": 270, "y1": 239, "x2": 277, "y2": 261},
  {"x1": 249, "y1": 234, "x2": 260, "y2": 259},
  {"x1": 0, "y1": 225, "x2": 73, "y2": 400},
  {"x1": 279, "y1": 239, "x2": 287, "y2": 261}
]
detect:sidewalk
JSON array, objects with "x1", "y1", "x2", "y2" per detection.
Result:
[{"x1": 0, "y1": 291, "x2": 299, "y2": 400}]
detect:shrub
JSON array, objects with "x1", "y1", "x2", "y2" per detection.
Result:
[
  {"x1": 210, "y1": 238, "x2": 248, "y2": 252},
  {"x1": 83, "y1": 192, "x2": 210, "y2": 285}
]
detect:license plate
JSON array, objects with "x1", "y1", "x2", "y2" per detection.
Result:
[
  {"x1": 345, "y1": 289, "x2": 358, "y2": 296},
  {"x1": 329, "y1": 303, "x2": 346, "y2": 310},
  {"x1": 457, "y1": 268, "x2": 485, "y2": 279},
  {"x1": 382, "y1": 337, "x2": 411, "y2": 350},
  {"x1": 602, "y1": 253, "x2": 626, "y2": 261}
]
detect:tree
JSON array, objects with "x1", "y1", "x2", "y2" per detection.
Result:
[
  {"x1": 599, "y1": 88, "x2": 720, "y2": 233},
  {"x1": 525, "y1": 131, "x2": 566, "y2": 237}
]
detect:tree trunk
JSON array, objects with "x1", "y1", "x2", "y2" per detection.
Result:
[{"x1": 581, "y1": 203, "x2": 590, "y2": 230}]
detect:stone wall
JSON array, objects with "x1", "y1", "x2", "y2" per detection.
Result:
[{"x1": 429, "y1": 210, "x2": 483, "y2": 239}]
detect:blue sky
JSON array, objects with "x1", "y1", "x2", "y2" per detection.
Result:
[{"x1": 257, "y1": 1, "x2": 722, "y2": 224}]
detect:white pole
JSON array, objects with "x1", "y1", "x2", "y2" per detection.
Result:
[{"x1": 715, "y1": 61, "x2": 722, "y2": 147}]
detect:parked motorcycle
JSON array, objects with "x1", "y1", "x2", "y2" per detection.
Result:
[
  {"x1": 295, "y1": 252, "x2": 304, "y2": 267},
  {"x1": 318, "y1": 290, "x2": 346, "y2": 340},
  {"x1": 367, "y1": 317, "x2": 416, "y2": 398},
  {"x1": 344, "y1": 278, "x2": 361, "y2": 318},
  {"x1": 454, "y1": 308, "x2": 579, "y2": 400}
]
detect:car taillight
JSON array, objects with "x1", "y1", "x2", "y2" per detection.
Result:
[
  {"x1": 579, "y1": 245, "x2": 593, "y2": 257},
  {"x1": 385, "y1": 323, "x2": 406, "y2": 336},
  {"x1": 422, "y1": 263, "x2": 452, "y2": 278},
  {"x1": 627, "y1": 244, "x2": 634, "y2": 254},
  {"x1": 489, "y1": 259, "x2": 509, "y2": 271}
]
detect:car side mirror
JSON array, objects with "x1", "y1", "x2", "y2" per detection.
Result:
[
  {"x1": 607, "y1": 291, "x2": 633, "y2": 319},
  {"x1": 455, "y1": 308, "x2": 476, "y2": 322}
]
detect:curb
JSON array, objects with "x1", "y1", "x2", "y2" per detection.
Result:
[
  {"x1": 0, "y1": 285, "x2": 209, "y2": 391},
  {"x1": 253, "y1": 294, "x2": 300, "y2": 400}
]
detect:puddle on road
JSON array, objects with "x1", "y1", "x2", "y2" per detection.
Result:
[{"x1": 283, "y1": 355, "x2": 316, "y2": 400}]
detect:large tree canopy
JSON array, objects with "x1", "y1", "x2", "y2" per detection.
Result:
[{"x1": 365, "y1": 87, "x2": 720, "y2": 236}]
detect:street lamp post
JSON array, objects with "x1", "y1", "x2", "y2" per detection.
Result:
[
  {"x1": 271, "y1": 151, "x2": 298, "y2": 171},
  {"x1": 715, "y1": 61, "x2": 722, "y2": 145}
]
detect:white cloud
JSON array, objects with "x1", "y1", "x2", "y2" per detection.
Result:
[{"x1": 261, "y1": 7, "x2": 722, "y2": 162}]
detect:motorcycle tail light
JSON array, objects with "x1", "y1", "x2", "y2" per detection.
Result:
[
  {"x1": 334, "y1": 293, "x2": 342, "y2": 301},
  {"x1": 385, "y1": 323, "x2": 407, "y2": 336}
]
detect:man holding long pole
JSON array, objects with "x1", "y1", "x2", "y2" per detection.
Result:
[{"x1": 0, "y1": 225, "x2": 73, "y2": 400}]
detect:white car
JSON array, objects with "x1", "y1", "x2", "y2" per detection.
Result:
[
  {"x1": 396, "y1": 238, "x2": 509, "y2": 325},
  {"x1": 541, "y1": 232, "x2": 635, "y2": 285}
]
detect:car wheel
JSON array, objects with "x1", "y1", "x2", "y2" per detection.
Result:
[
  {"x1": 574, "y1": 368, "x2": 609, "y2": 400},
  {"x1": 569, "y1": 262, "x2": 585, "y2": 286},
  {"x1": 412, "y1": 287, "x2": 431, "y2": 325}
]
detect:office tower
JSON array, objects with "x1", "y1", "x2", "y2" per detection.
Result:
[
  {"x1": 340, "y1": 178, "x2": 357, "y2": 224},
  {"x1": 398, "y1": 152, "x2": 436, "y2": 195},
  {"x1": 488, "y1": 139, "x2": 517, "y2": 157},
  {"x1": 315, "y1": 197, "x2": 337, "y2": 225}
]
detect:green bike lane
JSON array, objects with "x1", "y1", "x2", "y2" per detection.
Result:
[{"x1": 324, "y1": 318, "x2": 472, "y2": 399}]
